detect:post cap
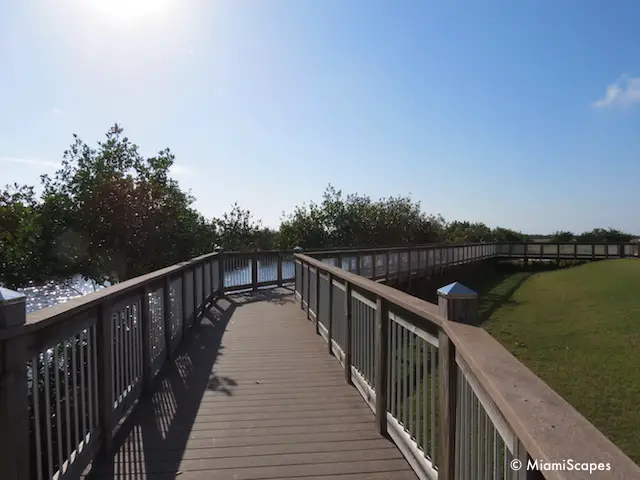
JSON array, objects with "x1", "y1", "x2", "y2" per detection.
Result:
[
  {"x1": 214, "y1": 245, "x2": 224, "y2": 252},
  {"x1": 293, "y1": 246, "x2": 304, "y2": 253},
  {"x1": 437, "y1": 282, "x2": 478, "y2": 299},
  {"x1": 0, "y1": 287, "x2": 26, "y2": 306}
]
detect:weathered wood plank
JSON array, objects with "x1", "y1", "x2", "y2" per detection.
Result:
[{"x1": 84, "y1": 289, "x2": 416, "y2": 479}]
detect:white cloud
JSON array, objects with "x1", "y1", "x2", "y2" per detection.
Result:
[
  {"x1": 592, "y1": 75, "x2": 640, "y2": 108},
  {"x1": 0, "y1": 157, "x2": 60, "y2": 169},
  {"x1": 52, "y1": 107, "x2": 63, "y2": 115}
]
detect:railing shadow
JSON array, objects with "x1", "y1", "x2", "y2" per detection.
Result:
[
  {"x1": 84, "y1": 296, "x2": 240, "y2": 478},
  {"x1": 471, "y1": 260, "x2": 590, "y2": 326},
  {"x1": 225, "y1": 285, "x2": 296, "y2": 306}
]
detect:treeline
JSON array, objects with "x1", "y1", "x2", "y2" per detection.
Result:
[
  {"x1": 0, "y1": 125, "x2": 633, "y2": 288},
  {"x1": 545, "y1": 229, "x2": 634, "y2": 243}
]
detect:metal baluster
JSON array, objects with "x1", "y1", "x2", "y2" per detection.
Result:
[
  {"x1": 44, "y1": 355, "x2": 53, "y2": 479},
  {"x1": 81, "y1": 329, "x2": 88, "y2": 443},
  {"x1": 64, "y1": 342, "x2": 71, "y2": 467},
  {"x1": 72, "y1": 337, "x2": 79, "y2": 453},
  {"x1": 430, "y1": 343, "x2": 436, "y2": 462},
  {"x1": 423, "y1": 341, "x2": 427, "y2": 455},
  {"x1": 409, "y1": 332, "x2": 414, "y2": 438},
  {"x1": 33, "y1": 356, "x2": 43, "y2": 480},
  {"x1": 402, "y1": 326, "x2": 408, "y2": 429},
  {"x1": 54, "y1": 347, "x2": 63, "y2": 473}
]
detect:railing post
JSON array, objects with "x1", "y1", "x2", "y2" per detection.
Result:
[
  {"x1": 181, "y1": 269, "x2": 189, "y2": 339},
  {"x1": 437, "y1": 282, "x2": 478, "y2": 325},
  {"x1": 436, "y1": 282, "x2": 478, "y2": 480},
  {"x1": 201, "y1": 260, "x2": 207, "y2": 309},
  {"x1": 327, "y1": 273, "x2": 333, "y2": 354},
  {"x1": 300, "y1": 262, "x2": 305, "y2": 310},
  {"x1": 140, "y1": 285, "x2": 152, "y2": 391},
  {"x1": 252, "y1": 252, "x2": 258, "y2": 290},
  {"x1": 620, "y1": 243, "x2": 626, "y2": 258},
  {"x1": 0, "y1": 288, "x2": 30, "y2": 480},
  {"x1": 96, "y1": 299, "x2": 114, "y2": 455},
  {"x1": 385, "y1": 251, "x2": 390, "y2": 282},
  {"x1": 344, "y1": 281, "x2": 353, "y2": 385},
  {"x1": 163, "y1": 276, "x2": 173, "y2": 359},
  {"x1": 277, "y1": 252, "x2": 283, "y2": 286},
  {"x1": 293, "y1": 247, "x2": 303, "y2": 309},
  {"x1": 374, "y1": 296, "x2": 389, "y2": 436},
  {"x1": 209, "y1": 257, "x2": 216, "y2": 298},
  {"x1": 372, "y1": 252, "x2": 377, "y2": 280},
  {"x1": 573, "y1": 243, "x2": 577, "y2": 260},
  {"x1": 192, "y1": 265, "x2": 198, "y2": 326},
  {"x1": 407, "y1": 250, "x2": 413, "y2": 290},
  {"x1": 217, "y1": 248, "x2": 225, "y2": 297},
  {"x1": 315, "y1": 267, "x2": 321, "y2": 334},
  {"x1": 356, "y1": 253, "x2": 361, "y2": 275}
]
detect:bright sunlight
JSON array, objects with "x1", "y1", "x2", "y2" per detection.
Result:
[{"x1": 89, "y1": 0, "x2": 173, "y2": 23}]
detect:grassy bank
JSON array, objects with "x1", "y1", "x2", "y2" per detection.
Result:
[{"x1": 464, "y1": 259, "x2": 640, "y2": 464}]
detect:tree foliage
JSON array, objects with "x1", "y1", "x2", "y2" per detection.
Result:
[{"x1": 1, "y1": 125, "x2": 634, "y2": 289}]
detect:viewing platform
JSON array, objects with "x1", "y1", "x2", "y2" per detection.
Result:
[{"x1": 1, "y1": 242, "x2": 639, "y2": 480}]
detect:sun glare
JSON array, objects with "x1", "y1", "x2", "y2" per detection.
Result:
[{"x1": 90, "y1": 0, "x2": 173, "y2": 23}]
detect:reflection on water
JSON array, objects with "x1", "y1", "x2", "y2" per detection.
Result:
[
  {"x1": 18, "y1": 275, "x2": 107, "y2": 313},
  {"x1": 18, "y1": 261, "x2": 296, "y2": 314}
]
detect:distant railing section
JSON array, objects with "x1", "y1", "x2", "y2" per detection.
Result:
[
  {"x1": 0, "y1": 249, "x2": 294, "y2": 480},
  {"x1": 294, "y1": 251, "x2": 640, "y2": 480},
  {"x1": 309, "y1": 243, "x2": 498, "y2": 283},
  {"x1": 496, "y1": 242, "x2": 637, "y2": 259}
]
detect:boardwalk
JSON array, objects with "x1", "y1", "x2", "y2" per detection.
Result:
[{"x1": 84, "y1": 287, "x2": 417, "y2": 479}]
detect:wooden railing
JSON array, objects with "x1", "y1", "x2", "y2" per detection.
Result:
[
  {"x1": 307, "y1": 242, "x2": 638, "y2": 284},
  {"x1": 294, "y1": 249, "x2": 640, "y2": 480},
  {"x1": 0, "y1": 249, "x2": 294, "y2": 480},
  {"x1": 308, "y1": 243, "x2": 498, "y2": 283},
  {"x1": 1, "y1": 242, "x2": 638, "y2": 480}
]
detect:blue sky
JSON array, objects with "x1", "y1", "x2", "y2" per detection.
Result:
[{"x1": 2, "y1": 1, "x2": 640, "y2": 234}]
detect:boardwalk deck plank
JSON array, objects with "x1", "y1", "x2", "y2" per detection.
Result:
[{"x1": 83, "y1": 288, "x2": 416, "y2": 479}]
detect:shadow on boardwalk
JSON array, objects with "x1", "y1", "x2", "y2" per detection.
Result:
[{"x1": 84, "y1": 287, "x2": 296, "y2": 478}]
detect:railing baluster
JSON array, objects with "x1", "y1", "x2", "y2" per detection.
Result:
[
  {"x1": 72, "y1": 336, "x2": 79, "y2": 454},
  {"x1": 81, "y1": 330, "x2": 88, "y2": 442},
  {"x1": 409, "y1": 332, "x2": 414, "y2": 438},
  {"x1": 63, "y1": 342, "x2": 71, "y2": 468},
  {"x1": 374, "y1": 297, "x2": 388, "y2": 435},
  {"x1": 97, "y1": 301, "x2": 114, "y2": 453},
  {"x1": 33, "y1": 355, "x2": 43, "y2": 480},
  {"x1": 423, "y1": 341, "x2": 428, "y2": 456},
  {"x1": 44, "y1": 356, "x2": 53, "y2": 479},
  {"x1": 344, "y1": 281, "x2": 352, "y2": 384}
]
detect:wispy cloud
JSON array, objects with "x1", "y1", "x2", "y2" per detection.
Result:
[
  {"x1": 0, "y1": 157, "x2": 60, "y2": 169},
  {"x1": 52, "y1": 107, "x2": 63, "y2": 115},
  {"x1": 592, "y1": 75, "x2": 640, "y2": 108}
]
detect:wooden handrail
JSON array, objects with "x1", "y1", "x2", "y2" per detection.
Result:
[
  {"x1": 293, "y1": 246, "x2": 640, "y2": 479},
  {"x1": 445, "y1": 321, "x2": 640, "y2": 480}
]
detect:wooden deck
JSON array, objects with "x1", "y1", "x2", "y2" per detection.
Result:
[{"x1": 84, "y1": 287, "x2": 417, "y2": 479}]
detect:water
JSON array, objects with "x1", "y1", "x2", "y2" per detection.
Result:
[
  {"x1": 18, "y1": 261, "x2": 296, "y2": 313},
  {"x1": 18, "y1": 275, "x2": 107, "y2": 313}
]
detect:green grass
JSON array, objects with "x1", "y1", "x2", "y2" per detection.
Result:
[{"x1": 465, "y1": 259, "x2": 640, "y2": 464}]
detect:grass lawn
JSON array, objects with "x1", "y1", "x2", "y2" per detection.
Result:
[{"x1": 465, "y1": 259, "x2": 640, "y2": 464}]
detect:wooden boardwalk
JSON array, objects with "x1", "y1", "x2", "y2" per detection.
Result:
[{"x1": 84, "y1": 287, "x2": 417, "y2": 479}]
